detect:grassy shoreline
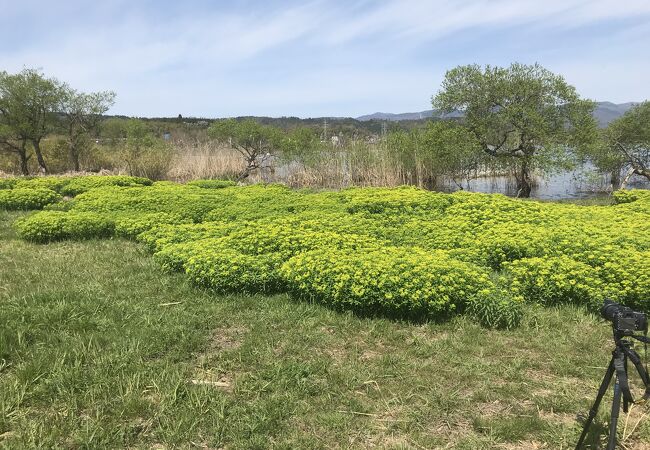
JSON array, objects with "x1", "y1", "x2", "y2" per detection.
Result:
[{"x1": 2, "y1": 210, "x2": 648, "y2": 448}]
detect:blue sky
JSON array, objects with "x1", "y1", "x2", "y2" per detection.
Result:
[{"x1": 2, "y1": 0, "x2": 649, "y2": 118}]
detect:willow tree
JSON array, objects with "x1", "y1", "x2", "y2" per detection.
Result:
[
  {"x1": 594, "y1": 101, "x2": 650, "y2": 188},
  {"x1": 433, "y1": 63, "x2": 596, "y2": 197},
  {"x1": 61, "y1": 89, "x2": 116, "y2": 171},
  {"x1": 0, "y1": 69, "x2": 67, "y2": 173}
]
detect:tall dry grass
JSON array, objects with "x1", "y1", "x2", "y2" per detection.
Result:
[
  {"x1": 283, "y1": 145, "x2": 404, "y2": 188},
  {"x1": 166, "y1": 142, "x2": 244, "y2": 182},
  {"x1": 165, "y1": 140, "x2": 408, "y2": 188}
]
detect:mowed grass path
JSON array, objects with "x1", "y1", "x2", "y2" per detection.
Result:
[{"x1": 1, "y1": 211, "x2": 648, "y2": 449}]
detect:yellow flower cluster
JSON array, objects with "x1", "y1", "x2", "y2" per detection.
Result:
[{"x1": 12, "y1": 178, "x2": 650, "y2": 324}]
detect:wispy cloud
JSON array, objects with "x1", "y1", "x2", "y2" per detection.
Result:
[{"x1": 1, "y1": 0, "x2": 648, "y2": 116}]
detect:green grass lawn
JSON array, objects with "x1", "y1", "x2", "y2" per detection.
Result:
[{"x1": 1, "y1": 210, "x2": 648, "y2": 449}]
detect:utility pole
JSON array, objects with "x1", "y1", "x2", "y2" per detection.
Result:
[{"x1": 323, "y1": 118, "x2": 328, "y2": 141}]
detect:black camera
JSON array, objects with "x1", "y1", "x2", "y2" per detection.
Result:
[{"x1": 601, "y1": 299, "x2": 648, "y2": 334}]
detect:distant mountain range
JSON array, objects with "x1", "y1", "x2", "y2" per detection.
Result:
[{"x1": 356, "y1": 101, "x2": 640, "y2": 127}]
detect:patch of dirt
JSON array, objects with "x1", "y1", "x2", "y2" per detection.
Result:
[
  {"x1": 324, "y1": 347, "x2": 346, "y2": 365},
  {"x1": 0, "y1": 432, "x2": 16, "y2": 441},
  {"x1": 536, "y1": 408, "x2": 576, "y2": 426},
  {"x1": 208, "y1": 326, "x2": 249, "y2": 352},
  {"x1": 475, "y1": 400, "x2": 513, "y2": 417},
  {"x1": 619, "y1": 404, "x2": 650, "y2": 449},
  {"x1": 622, "y1": 443, "x2": 650, "y2": 450},
  {"x1": 360, "y1": 349, "x2": 379, "y2": 361}
]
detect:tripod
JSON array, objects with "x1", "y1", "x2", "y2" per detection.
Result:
[{"x1": 575, "y1": 331, "x2": 650, "y2": 450}]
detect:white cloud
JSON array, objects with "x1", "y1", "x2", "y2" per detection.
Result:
[{"x1": 1, "y1": 0, "x2": 648, "y2": 116}]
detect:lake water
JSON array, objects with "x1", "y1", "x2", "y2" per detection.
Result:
[
  {"x1": 264, "y1": 157, "x2": 650, "y2": 200},
  {"x1": 438, "y1": 170, "x2": 650, "y2": 200}
]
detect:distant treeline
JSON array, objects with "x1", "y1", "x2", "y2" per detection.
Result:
[{"x1": 1, "y1": 64, "x2": 649, "y2": 197}]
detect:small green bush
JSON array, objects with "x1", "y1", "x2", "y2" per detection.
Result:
[
  {"x1": 613, "y1": 189, "x2": 650, "y2": 205},
  {"x1": 601, "y1": 251, "x2": 650, "y2": 312},
  {"x1": 59, "y1": 175, "x2": 152, "y2": 196},
  {"x1": 186, "y1": 179, "x2": 237, "y2": 189},
  {"x1": 466, "y1": 289, "x2": 524, "y2": 330},
  {"x1": 0, "y1": 188, "x2": 62, "y2": 210},
  {"x1": 114, "y1": 212, "x2": 189, "y2": 238},
  {"x1": 177, "y1": 239, "x2": 286, "y2": 293},
  {"x1": 505, "y1": 256, "x2": 604, "y2": 309},
  {"x1": 14, "y1": 177, "x2": 70, "y2": 192},
  {"x1": 15, "y1": 211, "x2": 114, "y2": 243},
  {"x1": 0, "y1": 178, "x2": 18, "y2": 189},
  {"x1": 280, "y1": 247, "x2": 493, "y2": 319}
]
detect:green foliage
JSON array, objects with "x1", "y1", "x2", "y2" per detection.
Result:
[
  {"x1": 505, "y1": 256, "x2": 604, "y2": 309},
  {"x1": 601, "y1": 251, "x2": 650, "y2": 310},
  {"x1": 208, "y1": 119, "x2": 283, "y2": 152},
  {"x1": 0, "y1": 178, "x2": 17, "y2": 189},
  {"x1": 0, "y1": 68, "x2": 68, "y2": 173},
  {"x1": 613, "y1": 189, "x2": 642, "y2": 204},
  {"x1": 0, "y1": 187, "x2": 61, "y2": 210},
  {"x1": 59, "y1": 175, "x2": 152, "y2": 196},
  {"x1": 595, "y1": 101, "x2": 650, "y2": 184},
  {"x1": 432, "y1": 63, "x2": 597, "y2": 196},
  {"x1": 186, "y1": 179, "x2": 237, "y2": 189},
  {"x1": 114, "y1": 212, "x2": 190, "y2": 238},
  {"x1": 15, "y1": 210, "x2": 114, "y2": 242},
  {"x1": 466, "y1": 289, "x2": 524, "y2": 329},
  {"x1": 208, "y1": 119, "x2": 283, "y2": 180},
  {"x1": 181, "y1": 240, "x2": 286, "y2": 293},
  {"x1": 14, "y1": 176, "x2": 70, "y2": 192},
  {"x1": 386, "y1": 121, "x2": 486, "y2": 186},
  {"x1": 60, "y1": 89, "x2": 116, "y2": 171},
  {"x1": 11, "y1": 175, "x2": 650, "y2": 325},
  {"x1": 277, "y1": 127, "x2": 325, "y2": 167},
  {"x1": 281, "y1": 247, "x2": 493, "y2": 319}
]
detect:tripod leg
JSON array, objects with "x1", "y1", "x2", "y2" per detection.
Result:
[
  {"x1": 606, "y1": 378, "x2": 622, "y2": 450},
  {"x1": 575, "y1": 358, "x2": 615, "y2": 450}
]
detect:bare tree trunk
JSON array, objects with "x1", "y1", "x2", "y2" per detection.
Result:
[
  {"x1": 236, "y1": 161, "x2": 255, "y2": 182},
  {"x1": 31, "y1": 139, "x2": 48, "y2": 173},
  {"x1": 620, "y1": 167, "x2": 636, "y2": 190},
  {"x1": 515, "y1": 159, "x2": 532, "y2": 198},
  {"x1": 610, "y1": 167, "x2": 622, "y2": 190},
  {"x1": 18, "y1": 142, "x2": 29, "y2": 175},
  {"x1": 70, "y1": 145, "x2": 80, "y2": 171}
]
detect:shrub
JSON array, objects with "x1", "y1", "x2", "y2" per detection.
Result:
[
  {"x1": 612, "y1": 189, "x2": 650, "y2": 205},
  {"x1": 504, "y1": 256, "x2": 604, "y2": 309},
  {"x1": 280, "y1": 247, "x2": 493, "y2": 319},
  {"x1": 0, "y1": 188, "x2": 61, "y2": 210},
  {"x1": 0, "y1": 178, "x2": 17, "y2": 189},
  {"x1": 10, "y1": 175, "x2": 650, "y2": 326},
  {"x1": 476, "y1": 223, "x2": 552, "y2": 269},
  {"x1": 14, "y1": 176, "x2": 70, "y2": 192},
  {"x1": 175, "y1": 239, "x2": 286, "y2": 293},
  {"x1": 466, "y1": 289, "x2": 524, "y2": 329},
  {"x1": 114, "y1": 212, "x2": 190, "y2": 238},
  {"x1": 600, "y1": 251, "x2": 650, "y2": 312},
  {"x1": 341, "y1": 186, "x2": 455, "y2": 216},
  {"x1": 59, "y1": 175, "x2": 152, "y2": 196},
  {"x1": 186, "y1": 179, "x2": 237, "y2": 189},
  {"x1": 15, "y1": 211, "x2": 114, "y2": 243}
]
